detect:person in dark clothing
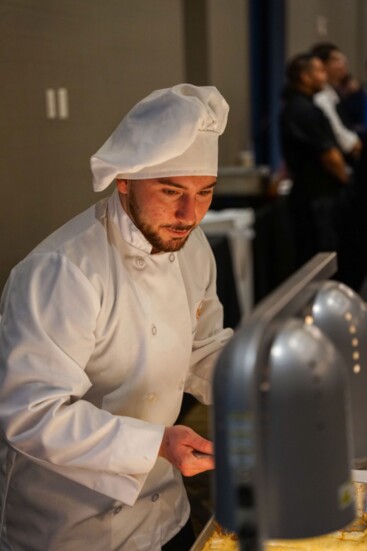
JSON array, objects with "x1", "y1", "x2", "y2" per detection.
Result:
[
  {"x1": 336, "y1": 132, "x2": 367, "y2": 292},
  {"x1": 339, "y1": 73, "x2": 367, "y2": 137},
  {"x1": 279, "y1": 52, "x2": 351, "y2": 268},
  {"x1": 310, "y1": 42, "x2": 363, "y2": 165}
]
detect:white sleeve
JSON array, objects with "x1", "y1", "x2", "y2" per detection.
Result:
[
  {"x1": 0, "y1": 253, "x2": 164, "y2": 497},
  {"x1": 184, "y1": 246, "x2": 233, "y2": 404},
  {"x1": 314, "y1": 93, "x2": 358, "y2": 153}
]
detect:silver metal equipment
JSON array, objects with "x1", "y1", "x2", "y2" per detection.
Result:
[{"x1": 213, "y1": 253, "x2": 367, "y2": 550}]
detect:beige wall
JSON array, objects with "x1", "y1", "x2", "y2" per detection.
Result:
[
  {"x1": 208, "y1": 0, "x2": 251, "y2": 162},
  {"x1": 286, "y1": 0, "x2": 366, "y2": 78},
  {"x1": 0, "y1": 0, "x2": 366, "y2": 292},
  {"x1": 0, "y1": 0, "x2": 249, "y2": 291},
  {"x1": 1, "y1": 0, "x2": 186, "y2": 290}
]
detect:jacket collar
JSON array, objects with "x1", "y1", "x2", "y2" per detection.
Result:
[{"x1": 109, "y1": 188, "x2": 153, "y2": 254}]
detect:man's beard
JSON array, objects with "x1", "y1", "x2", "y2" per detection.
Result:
[{"x1": 128, "y1": 192, "x2": 194, "y2": 253}]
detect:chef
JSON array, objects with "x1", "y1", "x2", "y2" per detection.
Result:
[{"x1": 0, "y1": 84, "x2": 233, "y2": 550}]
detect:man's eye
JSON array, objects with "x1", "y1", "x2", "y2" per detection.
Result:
[
  {"x1": 198, "y1": 190, "x2": 213, "y2": 197},
  {"x1": 162, "y1": 189, "x2": 179, "y2": 196}
]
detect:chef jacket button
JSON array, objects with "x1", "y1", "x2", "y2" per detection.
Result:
[
  {"x1": 152, "y1": 324, "x2": 157, "y2": 335},
  {"x1": 169, "y1": 253, "x2": 175, "y2": 263},
  {"x1": 151, "y1": 493, "x2": 160, "y2": 502},
  {"x1": 113, "y1": 505, "x2": 123, "y2": 515},
  {"x1": 135, "y1": 256, "x2": 146, "y2": 269}
]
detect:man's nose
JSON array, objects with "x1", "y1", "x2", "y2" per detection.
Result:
[{"x1": 175, "y1": 195, "x2": 196, "y2": 223}]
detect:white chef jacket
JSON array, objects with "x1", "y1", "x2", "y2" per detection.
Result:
[
  {"x1": 314, "y1": 84, "x2": 359, "y2": 154},
  {"x1": 0, "y1": 189, "x2": 233, "y2": 550}
]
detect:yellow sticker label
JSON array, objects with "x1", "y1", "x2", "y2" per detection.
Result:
[{"x1": 338, "y1": 481, "x2": 354, "y2": 509}]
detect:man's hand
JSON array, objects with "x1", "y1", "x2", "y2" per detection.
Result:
[
  {"x1": 321, "y1": 147, "x2": 350, "y2": 184},
  {"x1": 158, "y1": 425, "x2": 214, "y2": 476},
  {"x1": 350, "y1": 138, "x2": 363, "y2": 160}
]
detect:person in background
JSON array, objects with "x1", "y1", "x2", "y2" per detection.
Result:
[
  {"x1": 279, "y1": 52, "x2": 351, "y2": 268},
  {"x1": 310, "y1": 42, "x2": 363, "y2": 163},
  {"x1": 0, "y1": 84, "x2": 233, "y2": 550},
  {"x1": 339, "y1": 73, "x2": 367, "y2": 138},
  {"x1": 349, "y1": 130, "x2": 367, "y2": 292}
]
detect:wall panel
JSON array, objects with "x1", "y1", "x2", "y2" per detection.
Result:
[
  {"x1": 286, "y1": 0, "x2": 363, "y2": 78},
  {"x1": 0, "y1": 0, "x2": 185, "y2": 290}
]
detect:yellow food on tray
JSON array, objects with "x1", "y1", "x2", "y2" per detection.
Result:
[
  {"x1": 201, "y1": 523, "x2": 238, "y2": 550},
  {"x1": 201, "y1": 517, "x2": 367, "y2": 550}
]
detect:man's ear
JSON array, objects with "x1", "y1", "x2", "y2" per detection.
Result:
[{"x1": 116, "y1": 179, "x2": 128, "y2": 194}]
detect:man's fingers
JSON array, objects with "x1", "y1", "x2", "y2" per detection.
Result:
[
  {"x1": 179, "y1": 450, "x2": 215, "y2": 476},
  {"x1": 192, "y1": 450, "x2": 213, "y2": 459},
  {"x1": 159, "y1": 425, "x2": 215, "y2": 476},
  {"x1": 195, "y1": 438, "x2": 213, "y2": 455},
  {"x1": 186, "y1": 432, "x2": 213, "y2": 455}
]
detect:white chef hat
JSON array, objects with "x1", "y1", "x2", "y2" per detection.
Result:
[{"x1": 90, "y1": 83, "x2": 229, "y2": 192}]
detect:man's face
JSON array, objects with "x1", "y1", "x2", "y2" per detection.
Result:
[
  {"x1": 304, "y1": 58, "x2": 328, "y2": 93},
  {"x1": 325, "y1": 50, "x2": 348, "y2": 84},
  {"x1": 116, "y1": 175, "x2": 216, "y2": 253}
]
